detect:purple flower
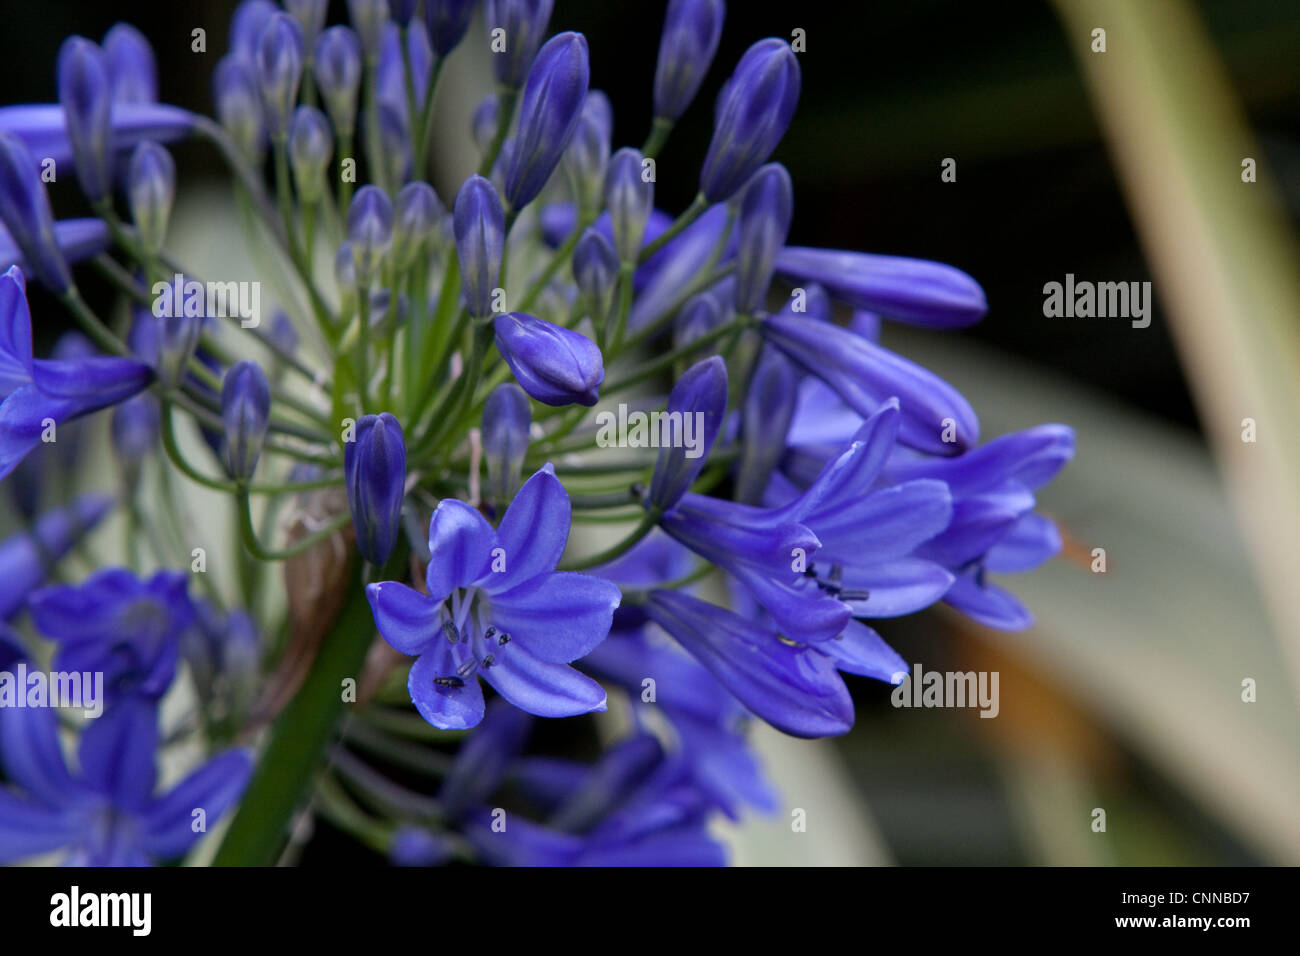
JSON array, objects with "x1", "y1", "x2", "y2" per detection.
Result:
[
  {"x1": 214, "y1": 55, "x2": 265, "y2": 160},
  {"x1": 285, "y1": 0, "x2": 329, "y2": 49},
  {"x1": 365, "y1": 464, "x2": 620, "y2": 730},
  {"x1": 102, "y1": 23, "x2": 158, "y2": 105},
  {"x1": 492, "y1": 312, "x2": 604, "y2": 407},
  {"x1": 424, "y1": 0, "x2": 480, "y2": 56},
  {"x1": 0, "y1": 267, "x2": 153, "y2": 480},
  {"x1": 126, "y1": 141, "x2": 175, "y2": 255},
  {"x1": 0, "y1": 133, "x2": 74, "y2": 292},
  {"x1": 605, "y1": 147, "x2": 654, "y2": 264},
  {"x1": 504, "y1": 32, "x2": 590, "y2": 212},
  {"x1": 453, "y1": 175, "x2": 505, "y2": 318},
  {"x1": 482, "y1": 382, "x2": 531, "y2": 507},
  {"x1": 653, "y1": 0, "x2": 726, "y2": 122},
  {"x1": 220, "y1": 360, "x2": 271, "y2": 482},
  {"x1": 347, "y1": 0, "x2": 392, "y2": 62},
  {"x1": 485, "y1": 0, "x2": 554, "y2": 88},
  {"x1": 735, "y1": 346, "x2": 798, "y2": 504},
  {"x1": 0, "y1": 493, "x2": 113, "y2": 620},
  {"x1": 57, "y1": 37, "x2": 113, "y2": 201},
  {"x1": 0, "y1": 219, "x2": 108, "y2": 293},
  {"x1": 345, "y1": 412, "x2": 408, "y2": 566},
  {"x1": 392, "y1": 181, "x2": 443, "y2": 270},
  {"x1": 699, "y1": 38, "x2": 800, "y2": 203},
  {"x1": 775, "y1": 246, "x2": 988, "y2": 329},
  {"x1": 347, "y1": 185, "x2": 395, "y2": 285},
  {"x1": 647, "y1": 356, "x2": 728, "y2": 512},
  {"x1": 733, "y1": 163, "x2": 793, "y2": 314},
  {"x1": 288, "y1": 106, "x2": 334, "y2": 203},
  {"x1": 256, "y1": 14, "x2": 305, "y2": 141},
  {"x1": 0, "y1": 700, "x2": 250, "y2": 865},
  {"x1": 314, "y1": 26, "x2": 363, "y2": 138},
  {"x1": 0, "y1": 102, "x2": 195, "y2": 176}
]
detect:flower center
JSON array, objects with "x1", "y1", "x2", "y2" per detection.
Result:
[{"x1": 432, "y1": 587, "x2": 513, "y2": 687}]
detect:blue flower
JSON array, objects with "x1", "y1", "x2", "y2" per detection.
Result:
[
  {"x1": 504, "y1": 31, "x2": 590, "y2": 212},
  {"x1": 366, "y1": 464, "x2": 620, "y2": 730},
  {"x1": 220, "y1": 360, "x2": 271, "y2": 482},
  {"x1": 0, "y1": 493, "x2": 113, "y2": 620},
  {"x1": 0, "y1": 700, "x2": 250, "y2": 865},
  {"x1": 485, "y1": 0, "x2": 554, "y2": 88},
  {"x1": 28, "y1": 568, "x2": 196, "y2": 707},
  {"x1": 492, "y1": 311, "x2": 604, "y2": 407},
  {"x1": 345, "y1": 412, "x2": 408, "y2": 566},
  {"x1": 423, "y1": 0, "x2": 479, "y2": 56},
  {"x1": 0, "y1": 267, "x2": 153, "y2": 480},
  {"x1": 653, "y1": 0, "x2": 726, "y2": 122}
]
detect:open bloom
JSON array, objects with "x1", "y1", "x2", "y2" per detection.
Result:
[{"x1": 366, "y1": 464, "x2": 620, "y2": 730}]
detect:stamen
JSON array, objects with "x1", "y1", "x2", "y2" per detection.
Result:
[{"x1": 433, "y1": 676, "x2": 464, "y2": 688}]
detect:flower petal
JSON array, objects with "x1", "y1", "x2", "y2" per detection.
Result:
[
  {"x1": 487, "y1": 463, "x2": 570, "y2": 591},
  {"x1": 140, "y1": 749, "x2": 252, "y2": 860},
  {"x1": 408, "y1": 649, "x2": 486, "y2": 730},
  {"x1": 820, "y1": 620, "x2": 907, "y2": 682},
  {"x1": 482, "y1": 641, "x2": 608, "y2": 718},
  {"x1": 366, "y1": 581, "x2": 441, "y2": 656},
  {"x1": 490, "y1": 572, "x2": 620, "y2": 664},
  {"x1": 424, "y1": 498, "x2": 497, "y2": 601}
]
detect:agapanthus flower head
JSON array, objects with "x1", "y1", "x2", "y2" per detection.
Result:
[
  {"x1": 424, "y1": 0, "x2": 479, "y2": 56},
  {"x1": 504, "y1": 31, "x2": 590, "y2": 212},
  {"x1": 453, "y1": 175, "x2": 505, "y2": 319},
  {"x1": 56, "y1": 36, "x2": 113, "y2": 202},
  {"x1": 345, "y1": 412, "x2": 407, "y2": 566},
  {"x1": 733, "y1": 162, "x2": 793, "y2": 314},
  {"x1": 366, "y1": 463, "x2": 619, "y2": 730},
  {"x1": 493, "y1": 312, "x2": 604, "y2": 407},
  {"x1": 699, "y1": 37, "x2": 800, "y2": 203},
  {"x1": 482, "y1": 382, "x2": 532, "y2": 507},
  {"x1": 256, "y1": 13, "x2": 305, "y2": 141},
  {"x1": 653, "y1": 0, "x2": 726, "y2": 122},
  {"x1": 605, "y1": 147, "x2": 654, "y2": 264},
  {"x1": 220, "y1": 360, "x2": 271, "y2": 482},
  {"x1": 102, "y1": 23, "x2": 158, "y2": 104},
  {"x1": 347, "y1": 185, "x2": 395, "y2": 286},
  {"x1": 0, "y1": 134, "x2": 72, "y2": 292},
  {"x1": 288, "y1": 105, "x2": 334, "y2": 203},
  {"x1": 214, "y1": 55, "x2": 266, "y2": 161},
  {"x1": 314, "y1": 25, "x2": 363, "y2": 138},
  {"x1": 647, "y1": 355, "x2": 728, "y2": 512},
  {"x1": 126, "y1": 141, "x2": 175, "y2": 255},
  {"x1": 485, "y1": 0, "x2": 555, "y2": 88}
]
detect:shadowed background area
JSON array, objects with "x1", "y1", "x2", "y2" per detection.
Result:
[{"x1": 3, "y1": 0, "x2": 1298, "y2": 865}]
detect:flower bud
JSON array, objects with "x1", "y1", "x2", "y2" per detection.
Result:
[
  {"x1": 392, "y1": 181, "x2": 442, "y2": 271},
  {"x1": 388, "y1": 0, "x2": 420, "y2": 27},
  {"x1": 127, "y1": 141, "x2": 175, "y2": 256},
  {"x1": 155, "y1": 312, "x2": 202, "y2": 391},
  {"x1": 485, "y1": 0, "x2": 554, "y2": 88},
  {"x1": 562, "y1": 90, "x2": 611, "y2": 216},
  {"x1": 733, "y1": 163, "x2": 792, "y2": 314},
  {"x1": 492, "y1": 312, "x2": 603, "y2": 407},
  {"x1": 471, "y1": 94, "x2": 498, "y2": 152},
  {"x1": 335, "y1": 241, "x2": 359, "y2": 312},
  {"x1": 214, "y1": 55, "x2": 266, "y2": 161},
  {"x1": 347, "y1": 0, "x2": 391, "y2": 62},
  {"x1": 452, "y1": 175, "x2": 505, "y2": 319},
  {"x1": 504, "y1": 31, "x2": 590, "y2": 212},
  {"x1": 270, "y1": 309, "x2": 300, "y2": 355},
  {"x1": 653, "y1": 0, "x2": 725, "y2": 122},
  {"x1": 315, "y1": 26, "x2": 363, "y2": 138},
  {"x1": 424, "y1": 0, "x2": 478, "y2": 56},
  {"x1": 378, "y1": 22, "x2": 434, "y2": 115},
  {"x1": 377, "y1": 100, "x2": 413, "y2": 186},
  {"x1": 230, "y1": 0, "x2": 279, "y2": 63},
  {"x1": 257, "y1": 13, "x2": 304, "y2": 141},
  {"x1": 735, "y1": 347, "x2": 798, "y2": 504},
  {"x1": 0, "y1": 133, "x2": 73, "y2": 292},
  {"x1": 482, "y1": 382, "x2": 531, "y2": 506},
  {"x1": 699, "y1": 38, "x2": 800, "y2": 203},
  {"x1": 647, "y1": 355, "x2": 727, "y2": 512},
  {"x1": 572, "y1": 226, "x2": 617, "y2": 320},
  {"x1": 605, "y1": 147, "x2": 653, "y2": 264},
  {"x1": 672, "y1": 289, "x2": 725, "y2": 351},
  {"x1": 103, "y1": 23, "x2": 158, "y2": 104},
  {"x1": 347, "y1": 185, "x2": 394, "y2": 287},
  {"x1": 345, "y1": 412, "x2": 407, "y2": 566},
  {"x1": 111, "y1": 394, "x2": 159, "y2": 487},
  {"x1": 288, "y1": 105, "x2": 334, "y2": 204},
  {"x1": 57, "y1": 37, "x2": 113, "y2": 202},
  {"x1": 285, "y1": 0, "x2": 330, "y2": 50},
  {"x1": 221, "y1": 361, "x2": 271, "y2": 481}
]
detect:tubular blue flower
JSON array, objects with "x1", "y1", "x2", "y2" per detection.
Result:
[
  {"x1": 627, "y1": 202, "x2": 735, "y2": 333},
  {"x1": 0, "y1": 493, "x2": 113, "y2": 620},
  {"x1": 0, "y1": 101, "x2": 195, "y2": 174},
  {"x1": 761, "y1": 297, "x2": 979, "y2": 455},
  {"x1": 347, "y1": 0, "x2": 391, "y2": 62},
  {"x1": 257, "y1": 14, "x2": 305, "y2": 141},
  {"x1": 126, "y1": 141, "x2": 175, "y2": 255},
  {"x1": 699, "y1": 38, "x2": 800, "y2": 203},
  {"x1": 392, "y1": 181, "x2": 443, "y2": 270},
  {"x1": 391, "y1": 827, "x2": 454, "y2": 866},
  {"x1": 572, "y1": 226, "x2": 618, "y2": 319},
  {"x1": 153, "y1": 309, "x2": 203, "y2": 391},
  {"x1": 735, "y1": 346, "x2": 798, "y2": 504},
  {"x1": 645, "y1": 589, "x2": 854, "y2": 738},
  {"x1": 0, "y1": 219, "x2": 108, "y2": 284},
  {"x1": 424, "y1": 0, "x2": 479, "y2": 56},
  {"x1": 347, "y1": 185, "x2": 395, "y2": 286},
  {"x1": 653, "y1": 0, "x2": 726, "y2": 122},
  {"x1": 102, "y1": 23, "x2": 157, "y2": 104},
  {"x1": 504, "y1": 32, "x2": 590, "y2": 212},
  {"x1": 485, "y1": 0, "x2": 554, "y2": 88},
  {"x1": 471, "y1": 94, "x2": 499, "y2": 151},
  {"x1": 365, "y1": 464, "x2": 620, "y2": 730},
  {"x1": 605, "y1": 147, "x2": 654, "y2": 264},
  {"x1": 57, "y1": 37, "x2": 113, "y2": 202},
  {"x1": 672, "y1": 289, "x2": 727, "y2": 351},
  {"x1": 733, "y1": 163, "x2": 793, "y2": 314},
  {"x1": 345, "y1": 412, "x2": 407, "y2": 566},
  {"x1": 775, "y1": 246, "x2": 988, "y2": 329},
  {"x1": 378, "y1": 21, "x2": 434, "y2": 117},
  {"x1": 439, "y1": 699, "x2": 533, "y2": 817},
  {"x1": 269, "y1": 310, "x2": 300, "y2": 355},
  {"x1": 0, "y1": 133, "x2": 72, "y2": 292},
  {"x1": 220, "y1": 361, "x2": 271, "y2": 482},
  {"x1": 111, "y1": 393, "x2": 160, "y2": 484},
  {"x1": 214, "y1": 55, "x2": 266, "y2": 161},
  {"x1": 230, "y1": 0, "x2": 279, "y2": 64},
  {"x1": 388, "y1": 0, "x2": 420, "y2": 27},
  {"x1": 0, "y1": 268, "x2": 152, "y2": 480},
  {"x1": 314, "y1": 26, "x2": 363, "y2": 138},
  {"x1": 647, "y1": 356, "x2": 728, "y2": 512},
  {"x1": 28, "y1": 568, "x2": 195, "y2": 706},
  {"x1": 288, "y1": 106, "x2": 333, "y2": 203},
  {"x1": 377, "y1": 100, "x2": 414, "y2": 186},
  {"x1": 453, "y1": 175, "x2": 505, "y2": 318},
  {"x1": 492, "y1": 312, "x2": 604, "y2": 407},
  {"x1": 285, "y1": 0, "x2": 330, "y2": 49},
  {"x1": 562, "y1": 90, "x2": 612, "y2": 216},
  {"x1": 0, "y1": 700, "x2": 251, "y2": 866},
  {"x1": 482, "y1": 382, "x2": 531, "y2": 507}
]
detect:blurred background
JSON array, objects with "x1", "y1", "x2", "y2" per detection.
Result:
[{"x1": 4, "y1": 0, "x2": 1298, "y2": 864}]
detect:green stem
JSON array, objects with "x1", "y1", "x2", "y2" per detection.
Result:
[
  {"x1": 561, "y1": 509, "x2": 660, "y2": 571},
  {"x1": 637, "y1": 193, "x2": 708, "y2": 263},
  {"x1": 641, "y1": 116, "x2": 674, "y2": 160}
]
